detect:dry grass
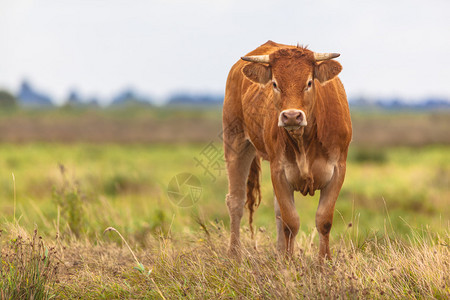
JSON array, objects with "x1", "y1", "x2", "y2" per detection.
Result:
[
  {"x1": 0, "y1": 113, "x2": 221, "y2": 144},
  {"x1": 0, "y1": 227, "x2": 59, "y2": 299},
  {"x1": 351, "y1": 112, "x2": 450, "y2": 147},
  {"x1": 0, "y1": 108, "x2": 448, "y2": 146},
  {"x1": 1, "y1": 221, "x2": 448, "y2": 299}
]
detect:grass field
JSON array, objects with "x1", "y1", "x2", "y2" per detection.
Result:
[
  {"x1": 1, "y1": 143, "x2": 449, "y2": 239},
  {"x1": 0, "y1": 108, "x2": 449, "y2": 298}
]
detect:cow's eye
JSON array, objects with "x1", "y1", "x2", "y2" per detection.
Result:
[
  {"x1": 272, "y1": 81, "x2": 277, "y2": 89},
  {"x1": 307, "y1": 80, "x2": 312, "y2": 88}
]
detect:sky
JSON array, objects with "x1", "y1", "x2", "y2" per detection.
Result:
[{"x1": 0, "y1": 0, "x2": 449, "y2": 104}]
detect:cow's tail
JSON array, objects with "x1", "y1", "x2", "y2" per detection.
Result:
[{"x1": 246, "y1": 156, "x2": 262, "y2": 239}]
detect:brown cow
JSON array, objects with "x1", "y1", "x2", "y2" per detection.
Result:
[{"x1": 223, "y1": 40, "x2": 352, "y2": 259}]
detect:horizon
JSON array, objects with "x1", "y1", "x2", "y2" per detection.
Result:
[
  {"x1": 1, "y1": 0, "x2": 450, "y2": 104},
  {"x1": 6, "y1": 77, "x2": 450, "y2": 108}
]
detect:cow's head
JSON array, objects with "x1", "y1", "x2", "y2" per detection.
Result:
[{"x1": 241, "y1": 47, "x2": 342, "y2": 131}]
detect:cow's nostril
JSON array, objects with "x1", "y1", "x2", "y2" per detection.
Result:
[{"x1": 279, "y1": 109, "x2": 306, "y2": 127}]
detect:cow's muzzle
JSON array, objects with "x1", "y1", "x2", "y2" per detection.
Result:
[{"x1": 278, "y1": 109, "x2": 307, "y2": 130}]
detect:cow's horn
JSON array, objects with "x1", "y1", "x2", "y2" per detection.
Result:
[
  {"x1": 241, "y1": 55, "x2": 270, "y2": 64},
  {"x1": 314, "y1": 52, "x2": 340, "y2": 61}
]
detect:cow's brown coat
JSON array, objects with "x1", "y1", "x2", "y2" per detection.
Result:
[{"x1": 223, "y1": 41, "x2": 352, "y2": 259}]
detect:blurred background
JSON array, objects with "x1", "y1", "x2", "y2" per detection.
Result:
[{"x1": 0, "y1": 0, "x2": 448, "y2": 242}]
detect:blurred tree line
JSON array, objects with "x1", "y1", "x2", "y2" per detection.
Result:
[{"x1": 0, "y1": 90, "x2": 17, "y2": 109}]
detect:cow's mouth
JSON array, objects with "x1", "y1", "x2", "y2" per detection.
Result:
[
  {"x1": 284, "y1": 125, "x2": 305, "y2": 137},
  {"x1": 284, "y1": 125, "x2": 302, "y2": 131}
]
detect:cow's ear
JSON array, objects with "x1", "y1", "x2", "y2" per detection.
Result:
[
  {"x1": 314, "y1": 60, "x2": 342, "y2": 84},
  {"x1": 242, "y1": 63, "x2": 272, "y2": 84}
]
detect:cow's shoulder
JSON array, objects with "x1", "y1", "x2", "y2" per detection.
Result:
[{"x1": 315, "y1": 78, "x2": 352, "y2": 153}]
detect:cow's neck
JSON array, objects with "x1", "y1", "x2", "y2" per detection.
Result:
[
  {"x1": 282, "y1": 105, "x2": 319, "y2": 187},
  {"x1": 285, "y1": 109, "x2": 318, "y2": 154},
  {"x1": 284, "y1": 125, "x2": 314, "y2": 181}
]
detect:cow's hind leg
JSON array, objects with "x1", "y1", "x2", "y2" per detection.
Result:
[
  {"x1": 316, "y1": 163, "x2": 346, "y2": 260},
  {"x1": 225, "y1": 139, "x2": 255, "y2": 255}
]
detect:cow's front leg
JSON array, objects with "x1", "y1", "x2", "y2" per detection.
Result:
[
  {"x1": 274, "y1": 195, "x2": 286, "y2": 251},
  {"x1": 225, "y1": 140, "x2": 256, "y2": 256},
  {"x1": 271, "y1": 167, "x2": 298, "y2": 255},
  {"x1": 316, "y1": 162, "x2": 346, "y2": 260}
]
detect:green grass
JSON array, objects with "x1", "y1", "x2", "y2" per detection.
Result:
[{"x1": 1, "y1": 143, "x2": 448, "y2": 240}]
